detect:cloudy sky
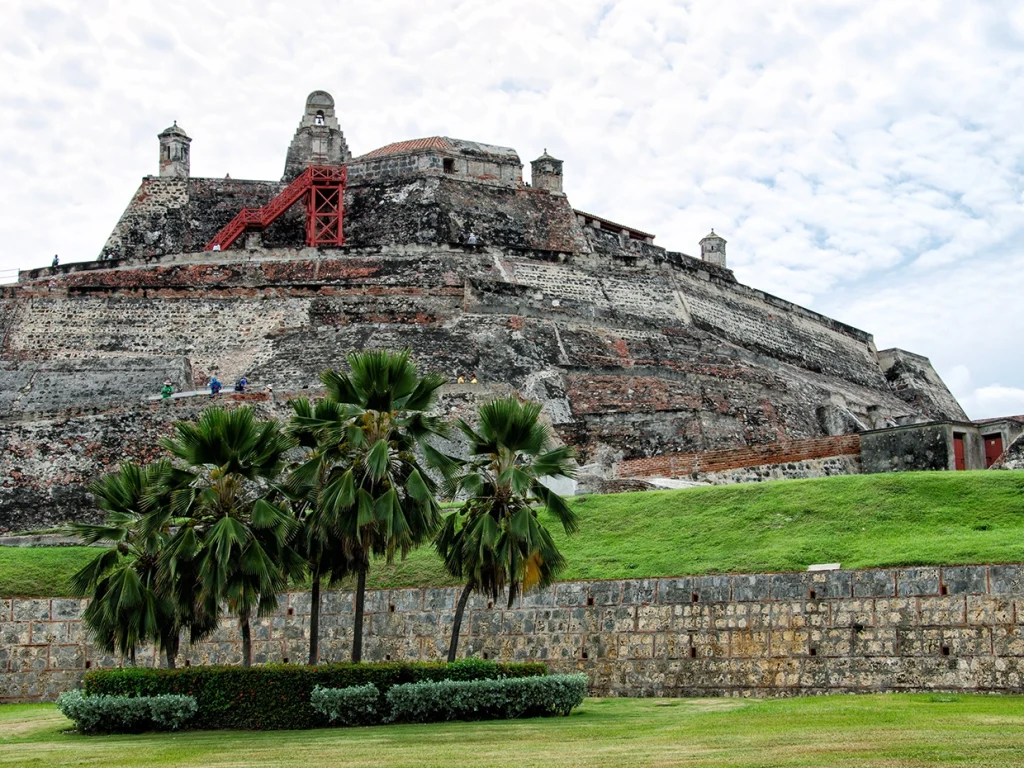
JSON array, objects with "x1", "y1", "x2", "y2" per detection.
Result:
[{"x1": 1, "y1": 0, "x2": 1022, "y2": 418}]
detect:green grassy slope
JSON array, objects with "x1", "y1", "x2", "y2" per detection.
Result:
[
  {"x1": 2, "y1": 695, "x2": 1024, "y2": 767},
  {"x1": 2, "y1": 470, "x2": 1022, "y2": 598}
]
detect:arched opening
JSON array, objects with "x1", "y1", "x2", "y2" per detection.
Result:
[{"x1": 314, "y1": 110, "x2": 325, "y2": 126}]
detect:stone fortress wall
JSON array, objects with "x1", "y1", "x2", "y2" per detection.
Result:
[
  {"x1": 3, "y1": 564, "x2": 1023, "y2": 703},
  {"x1": 1, "y1": 237, "x2": 960, "y2": 530},
  {"x1": 0, "y1": 89, "x2": 971, "y2": 531}
]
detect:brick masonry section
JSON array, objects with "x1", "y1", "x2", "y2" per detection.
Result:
[
  {"x1": 3, "y1": 564, "x2": 1023, "y2": 701},
  {"x1": 615, "y1": 434, "x2": 862, "y2": 478}
]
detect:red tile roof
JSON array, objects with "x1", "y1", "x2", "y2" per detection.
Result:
[{"x1": 360, "y1": 136, "x2": 454, "y2": 158}]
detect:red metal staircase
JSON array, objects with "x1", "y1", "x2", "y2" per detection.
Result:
[{"x1": 205, "y1": 165, "x2": 347, "y2": 251}]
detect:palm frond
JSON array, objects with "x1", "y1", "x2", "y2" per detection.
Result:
[
  {"x1": 532, "y1": 480, "x2": 580, "y2": 535},
  {"x1": 531, "y1": 445, "x2": 578, "y2": 479}
]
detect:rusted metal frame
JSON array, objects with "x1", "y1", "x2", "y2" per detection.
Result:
[
  {"x1": 205, "y1": 165, "x2": 346, "y2": 251},
  {"x1": 307, "y1": 185, "x2": 343, "y2": 246}
]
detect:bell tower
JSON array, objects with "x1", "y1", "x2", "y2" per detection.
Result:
[
  {"x1": 158, "y1": 122, "x2": 191, "y2": 178},
  {"x1": 282, "y1": 90, "x2": 351, "y2": 181}
]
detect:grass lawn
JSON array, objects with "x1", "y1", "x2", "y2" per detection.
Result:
[
  {"x1": 3, "y1": 470, "x2": 1023, "y2": 598},
  {"x1": 2, "y1": 694, "x2": 1023, "y2": 767}
]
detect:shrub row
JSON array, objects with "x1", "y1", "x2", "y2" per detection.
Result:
[
  {"x1": 387, "y1": 675, "x2": 587, "y2": 722},
  {"x1": 56, "y1": 690, "x2": 197, "y2": 733},
  {"x1": 82, "y1": 659, "x2": 546, "y2": 731},
  {"x1": 311, "y1": 675, "x2": 587, "y2": 726}
]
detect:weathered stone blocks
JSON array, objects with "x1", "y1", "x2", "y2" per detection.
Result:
[
  {"x1": 4, "y1": 564, "x2": 1024, "y2": 702},
  {"x1": 853, "y1": 570, "x2": 896, "y2": 598},
  {"x1": 990, "y1": 565, "x2": 1024, "y2": 595},
  {"x1": 897, "y1": 567, "x2": 941, "y2": 596},
  {"x1": 942, "y1": 566, "x2": 989, "y2": 595}
]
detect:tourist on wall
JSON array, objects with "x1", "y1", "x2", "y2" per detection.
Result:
[
  {"x1": 160, "y1": 380, "x2": 174, "y2": 399},
  {"x1": 210, "y1": 376, "x2": 223, "y2": 397}
]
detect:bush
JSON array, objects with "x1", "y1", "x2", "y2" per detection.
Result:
[
  {"x1": 148, "y1": 694, "x2": 201, "y2": 730},
  {"x1": 56, "y1": 689, "x2": 197, "y2": 734},
  {"x1": 310, "y1": 683, "x2": 380, "y2": 726},
  {"x1": 82, "y1": 660, "x2": 546, "y2": 731},
  {"x1": 387, "y1": 674, "x2": 588, "y2": 724}
]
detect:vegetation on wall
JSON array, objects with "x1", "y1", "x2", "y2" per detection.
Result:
[{"x1": 9, "y1": 470, "x2": 1022, "y2": 599}]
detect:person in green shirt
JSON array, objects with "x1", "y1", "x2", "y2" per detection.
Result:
[{"x1": 161, "y1": 380, "x2": 174, "y2": 399}]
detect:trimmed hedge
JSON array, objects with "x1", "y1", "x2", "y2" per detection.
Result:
[
  {"x1": 56, "y1": 690, "x2": 197, "y2": 733},
  {"x1": 388, "y1": 675, "x2": 588, "y2": 723},
  {"x1": 82, "y1": 659, "x2": 546, "y2": 731},
  {"x1": 310, "y1": 684, "x2": 380, "y2": 726}
]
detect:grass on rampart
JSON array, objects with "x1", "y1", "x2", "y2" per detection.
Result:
[
  {"x1": 2, "y1": 694, "x2": 1024, "y2": 767},
  {"x1": 2, "y1": 470, "x2": 1022, "y2": 598}
]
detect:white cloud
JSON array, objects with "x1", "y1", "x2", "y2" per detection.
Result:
[
  {"x1": 945, "y1": 366, "x2": 1024, "y2": 420},
  {"x1": 0, "y1": 0, "x2": 1021, "y2": 416}
]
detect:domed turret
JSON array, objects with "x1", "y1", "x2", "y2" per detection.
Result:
[
  {"x1": 700, "y1": 229, "x2": 727, "y2": 268},
  {"x1": 530, "y1": 149, "x2": 563, "y2": 193},
  {"x1": 158, "y1": 121, "x2": 191, "y2": 178}
]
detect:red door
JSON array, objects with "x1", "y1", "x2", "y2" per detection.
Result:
[
  {"x1": 984, "y1": 434, "x2": 1004, "y2": 468},
  {"x1": 953, "y1": 433, "x2": 966, "y2": 471}
]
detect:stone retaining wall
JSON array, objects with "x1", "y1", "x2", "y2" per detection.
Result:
[
  {"x1": 3, "y1": 564, "x2": 1022, "y2": 702},
  {"x1": 615, "y1": 434, "x2": 862, "y2": 479}
]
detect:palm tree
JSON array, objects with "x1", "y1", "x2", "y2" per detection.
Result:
[
  {"x1": 277, "y1": 421, "x2": 353, "y2": 665},
  {"x1": 70, "y1": 460, "x2": 210, "y2": 668},
  {"x1": 295, "y1": 508, "x2": 352, "y2": 665},
  {"x1": 155, "y1": 407, "x2": 304, "y2": 667},
  {"x1": 436, "y1": 396, "x2": 579, "y2": 662},
  {"x1": 286, "y1": 349, "x2": 450, "y2": 662},
  {"x1": 285, "y1": 398, "x2": 353, "y2": 665}
]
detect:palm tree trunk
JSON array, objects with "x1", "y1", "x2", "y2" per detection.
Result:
[
  {"x1": 309, "y1": 567, "x2": 322, "y2": 665},
  {"x1": 164, "y1": 632, "x2": 179, "y2": 669},
  {"x1": 129, "y1": 646, "x2": 137, "y2": 667},
  {"x1": 352, "y1": 564, "x2": 367, "y2": 663},
  {"x1": 448, "y1": 582, "x2": 474, "y2": 663},
  {"x1": 241, "y1": 612, "x2": 252, "y2": 668}
]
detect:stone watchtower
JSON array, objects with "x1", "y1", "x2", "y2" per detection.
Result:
[
  {"x1": 158, "y1": 122, "x2": 191, "y2": 178},
  {"x1": 700, "y1": 229, "x2": 727, "y2": 268},
  {"x1": 530, "y1": 149, "x2": 563, "y2": 193},
  {"x1": 282, "y1": 90, "x2": 352, "y2": 181}
]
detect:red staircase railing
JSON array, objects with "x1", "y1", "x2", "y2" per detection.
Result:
[{"x1": 205, "y1": 165, "x2": 347, "y2": 251}]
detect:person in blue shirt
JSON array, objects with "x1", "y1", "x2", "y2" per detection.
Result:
[
  {"x1": 209, "y1": 376, "x2": 222, "y2": 397},
  {"x1": 234, "y1": 376, "x2": 248, "y2": 393}
]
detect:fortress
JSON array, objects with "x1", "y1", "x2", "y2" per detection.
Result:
[{"x1": 1, "y1": 90, "x2": 1018, "y2": 532}]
